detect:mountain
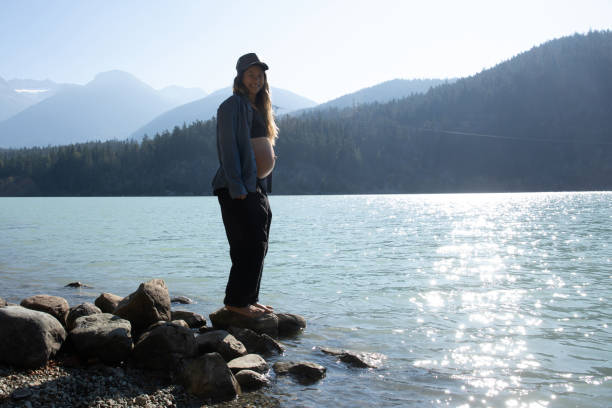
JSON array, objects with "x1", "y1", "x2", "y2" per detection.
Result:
[
  {"x1": 1, "y1": 31, "x2": 611, "y2": 195},
  {"x1": 307, "y1": 78, "x2": 454, "y2": 112},
  {"x1": 0, "y1": 70, "x2": 178, "y2": 148},
  {"x1": 130, "y1": 86, "x2": 317, "y2": 139},
  {"x1": 0, "y1": 77, "x2": 64, "y2": 121},
  {"x1": 157, "y1": 85, "x2": 207, "y2": 106}
]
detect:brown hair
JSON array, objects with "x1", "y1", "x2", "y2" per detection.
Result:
[{"x1": 233, "y1": 72, "x2": 279, "y2": 145}]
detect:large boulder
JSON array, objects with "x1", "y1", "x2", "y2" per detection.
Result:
[
  {"x1": 276, "y1": 313, "x2": 307, "y2": 337},
  {"x1": 180, "y1": 353, "x2": 240, "y2": 401},
  {"x1": 94, "y1": 293, "x2": 123, "y2": 313},
  {"x1": 227, "y1": 354, "x2": 269, "y2": 375},
  {"x1": 171, "y1": 310, "x2": 206, "y2": 329},
  {"x1": 209, "y1": 308, "x2": 279, "y2": 337},
  {"x1": 132, "y1": 321, "x2": 197, "y2": 371},
  {"x1": 273, "y1": 361, "x2": 326, "y2": 384},
  {"x1": 319, "y1": 347, "x2": 386, "y2": 368},
  {"x1": 69, "y1": 313, "x2": 133, "y2": 364},
  {"x1": 228, "y1": 327, "x2": 284, "y2": 355},
  {"x1": 20, "y1": 295, "x2": 69, "y2": 326},
  {"x1": 195, "y1": 330, "x2": 247, "y2": 362},
  {"x1": 0, "y1": 306, "x2": 67, "y2": 368},
  {"x1": 66, "y1": 303, "x2": 102, "y2": 331},
  {"x1": 114, "y1": 279, "x2": 171, "y2": 333}
]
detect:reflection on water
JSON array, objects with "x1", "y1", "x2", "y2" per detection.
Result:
[{"x1": 1, "y1": 192, "x2": 611, "y2": 407}]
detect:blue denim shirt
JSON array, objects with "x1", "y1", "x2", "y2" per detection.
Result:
[{"x1": 211, "y1": 93, "x2": 264, "y2": 198}]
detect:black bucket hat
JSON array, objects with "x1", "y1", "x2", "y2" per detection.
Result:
[{"x1": 236, "y1": 53, "x2": 269, "y2": 75}]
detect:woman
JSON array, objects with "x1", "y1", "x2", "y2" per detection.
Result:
[{"x1": 211, "y1": 53, "x2": 278, "y2": 318}]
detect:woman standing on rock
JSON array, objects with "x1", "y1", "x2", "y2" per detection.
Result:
[{"x1": 212, "y1": 53, "x2": 277, "y2": 318}]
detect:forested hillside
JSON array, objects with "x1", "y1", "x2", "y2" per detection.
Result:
[{"x1": 1, "y1": 31, "x2": 611, "y2": 196}]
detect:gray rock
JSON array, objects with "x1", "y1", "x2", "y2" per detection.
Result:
[
  {"x1": 180, "y1": 353, "x2": 241, "y2": 401},
  {"x1": 276, "y1": 313, "x2": 307, "y2": 337},
  {"x1": 94, "y1": 293, "x2": 123, "y2": 313},
  {"x1": 209, "y1": 307, "x2": 279, "y2": 337},
  {"x1": 234, "y1": 369, "x2": 269, "y2": 390},
  {"x1": 319, "y1": 346, "x2": 385, "y2": 368},
  {"x1": 114, "y1": 279, "x2": 171, "y2": 333},
  {"x1": 195, "y1": 330, "x2": 247, "y2": 362},
  {"x1": 227, "y1": 354, "x2": 269, "y2": 375},
  {"x1": 228, "y1": 326, "x2": 284, "y2": 356},
  {"x1": 0, "y1": 306, "x2": 67, "y2": 368},
  {"x1": 69, "y1": 313, "x2": 133, "y2": 364},
  {"x1": 0, "y1": 297, "x2": 7, "y2": 307},
  {"x1": 273, "y1": 361, "x2": 326, "y2": 384},
  {"x1": 65, "y1": 281, "x2": 93, "y2": 288},
  {"x1": 132, "y1": 321, "x2": 197, "y2": 371},
  {"x1": 171, "y1": 296, "x2": 193, "y2": 304},
  {"x1": 20, "y1": 294, "x2": 69, "y2": 326},
  {"x1": 171, "y1": 310, "x2": 206, "y2": 328},
  {"x1": 171, "y1": 319, "x2": 190, "y2": 328},
  {"x1": 66, "y1": 302, "x2": 102, "y2": 331}
]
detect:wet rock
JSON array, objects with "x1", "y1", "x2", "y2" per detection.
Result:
[
  {"x1": 171, "y1": 310, "x2": 206, "y2": 328},
  {"x1": 319, "y1": 346, "x2": 385, "y2": 368},
  {"x1": 234, "y1": 369, "x2": 269, "y2": 390},
  {"x1": 66, "y1": 302, "x2": 102, "y2": 331},
  {"x1": 195, "y1": 330, "x2": 247, "y2": 362},
  {"x1": 65, "y1": 281, "x2": 93, "y2": 288},
  {"x1": 228, "y1": 326, "x2": 284, "y2": 355},
  {"x1": 0, "y1": 296, "x2": 7, "y2": 307},
  {"x1": 180, "y1": 353, "x2": 241, "y2": 401},
  {"x1": 209, "y1": 307, "x2": 279, "y2": 337},
  {"x1": 171, "y1": 296, "x2": 193, "y2": 304},
  {"x1": 94, "y1": 293, "x2": 123, "y2": 314},
  {"x1": 0, "y1": 306, "x2": 67, "y2": 368},
  {"x1": 227, "y1": 354, "x2": 269, "y2": 375},
  {"x1": 69, "y1": 313, "x2": 133, "y2": 364},
  {"x1": 114, "y1": 279, "x2": 171, "y2": 334},
  {"x1": 20, "y1": 294, "x2": 69, "y2": 326},
  {"x1": 276, "y1": 313, "x2": 307, "y2": 337},
  {"x1": 273, "y1": 361, "x2": 326, "y2": 384},
  {"x1": 132, "y1": 321, "x2": 197, "y2": 371}
]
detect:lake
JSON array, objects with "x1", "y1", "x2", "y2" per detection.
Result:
[{"x1": 1, "y1": 192, "x2": 611, "y2": 407}]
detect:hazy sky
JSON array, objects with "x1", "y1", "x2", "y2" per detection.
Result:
[{"x1": 1, "y1": 0, "x2": 611, "y2": 103}]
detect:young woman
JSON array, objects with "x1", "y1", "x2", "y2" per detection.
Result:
[{"x1": 211, "y1": 53, "x2": 278, "y2": 318}]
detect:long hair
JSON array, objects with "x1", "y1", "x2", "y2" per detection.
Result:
[{"x1": 233, "y1": 72, "x2": 279, "y2": 145}]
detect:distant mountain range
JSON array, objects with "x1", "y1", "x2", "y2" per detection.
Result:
[{"x1": 0, "y1": 68, "x2": 453, "y2": 148}]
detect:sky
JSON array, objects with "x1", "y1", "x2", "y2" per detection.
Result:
[{"x1": 1, "y1": 0, "x2": 611, "y2": 103}]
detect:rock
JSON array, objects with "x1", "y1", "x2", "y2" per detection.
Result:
[
  {"x1": 276, "y1": 313, "x2": 307, "y2": 337},
  {"x1": 0, "y1": 297, "x2": 7, "y2": 307},
  {"x1": 132, "y1": 321, "x2": 197, "y2": 371},
  {"x1": 11, "y1": 387, "x2": 32, "y2": 400},
  {"x1": 114, "y1": 279, "x2": 171, "y2": 334},
  {"x1": 228, "y1": 327, "x2": 284, "y2": 355},
  {"x1": 65, "y1": 281, "x2": 92, "y2": 288},
  {"x1": 171, "y1": 319, "x2": 190, "y2": 328},
  {"x1": 20, "y1": 294, "x2": 69, "y2": 326},
  {"x1": 94, "y1": 293, "x2": 123, "y2": 313},
  {"x1": 171, "y1": 310, "x2": 206, "y2": 328},
  {"x1": 273, "y1": 361, "x2": 326, "y2": 384},
  {"x1": 209, "y1": 307, "x2": 279, "y2": 337},
  {"x1": 171, "y1": 296, "x2": 193, "y2": 304},
  {"x1": 180, "y1": 353, "x2": 240, "y2": 401},
  {"x1": 69, "y1": 313, "x2": 133, "y2": 364},
  {"x1": 234, "y1": 369, "x2": 269, "y2": 390},
  {"x1": 0, "y1": 306, "x2": 67, "y2": 368},
  {"x1": 195, "y1": 330, "x2": 247, "y2": 362},
  {"x1": 66, "y1": 302, "x2": 102, "y2": 331},
  {"x1": 227, "y1": 354, "x2": 269, "y2": 375},
  {"x1": 319, "y1": 347, "x2": 385, "y2": 368}
]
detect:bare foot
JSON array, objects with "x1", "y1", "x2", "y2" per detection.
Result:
[
  {"x1": 225, "y1": 305, "x2": 264, "y2": 318},
  {"x1": 253, "y1": 302, "x2": 274, "y2": 313}
]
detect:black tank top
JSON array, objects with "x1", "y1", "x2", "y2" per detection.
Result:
[{"x1": 251, "y1": 108, "x2": 267, "y2": 139}]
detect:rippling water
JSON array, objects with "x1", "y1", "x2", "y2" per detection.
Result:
[{"x1": 1, "y1": 192, "x2": 611, "y2": 407}]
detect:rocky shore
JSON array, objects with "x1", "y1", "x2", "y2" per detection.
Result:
[{"x1": 1, "y1": 279, "x2": 383, "y2": 407}]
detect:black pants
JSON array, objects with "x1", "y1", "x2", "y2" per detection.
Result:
[{"x1": 217, "y1": 187, "x2": 272, "y2": 307}]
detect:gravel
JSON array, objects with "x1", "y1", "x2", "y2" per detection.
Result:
[{"x1": 0, "y1": 360, "x2": 280, "y2": 408}]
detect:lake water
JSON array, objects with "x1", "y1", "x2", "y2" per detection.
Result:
[{"x1": 1, "y1": 192, "x2": 611, "y2": 407}]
